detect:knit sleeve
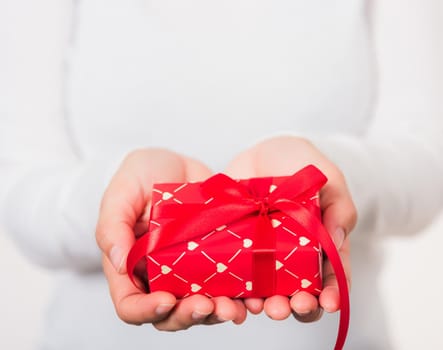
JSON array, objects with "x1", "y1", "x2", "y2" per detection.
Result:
[
  {"x1": 313, "y1": 0, "x2": 443, "y2": 236},
  {"x1": 0, "y1": 0, "x2": 123, "y2": 271}
]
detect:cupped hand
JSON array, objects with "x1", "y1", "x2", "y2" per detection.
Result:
[
  {"x1": 225, "y1": 136, "x2": 356, "y2": 322},
  {"x1": 96, "y1": 148, "x2": 247, "y2": 330}
]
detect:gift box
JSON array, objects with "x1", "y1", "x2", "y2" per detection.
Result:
[
  {"x1": 127, "y1": 165, "x2": 350, "y2": 350},
  {"x1": 146, "y1": 180, "x2": 322, "y2": 298},
  {"x1": 128, "y1": 165, "x2": 330, "y2": 298}
]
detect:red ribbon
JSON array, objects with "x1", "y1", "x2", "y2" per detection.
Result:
[{"x1": 127, "y1": 165, "x2": 349, "y2": 350}]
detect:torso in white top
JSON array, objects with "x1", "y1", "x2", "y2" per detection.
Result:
[{"x1": 67, "y1": 0, "x2": 373, "y2": 170}]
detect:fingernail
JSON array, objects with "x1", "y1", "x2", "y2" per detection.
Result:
[
  {"x1": 192, "y1": 310, "x2": 211, "y2": 321},
  {"x1": 110, "y1": 245, "x2": 125, "y2": 273},
  {"x1": 333, "y1": 228, "x2": 345, "y2": 249},
  {"x1": 155, "y1": 304, "x2": 175, "y2": 315}
]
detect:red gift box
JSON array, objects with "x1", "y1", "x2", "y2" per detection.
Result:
[
  {"x1": 127, "y1": 165, "x2": 350, "y2": 350},
  {"x1": 145, "y1": 177, "x2": 322, "y2": 298}
]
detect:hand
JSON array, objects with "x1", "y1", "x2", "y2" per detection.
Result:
[
  {"x1": 225, "y1": 136, "x2": 356, "y2": 322},
  {"x1": 96, "y1": 148, "x2": 247, "y2": 330}
]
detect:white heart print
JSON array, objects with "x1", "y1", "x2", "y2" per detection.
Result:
[
  {"x1": 162, "y1": 192, "x2": 173, "y2": 200},
  {"x1": 191, "y1": 283, "x2": 202, "y2": 292},
  {"x1": 245, "y1": 281, "x2": 253, "y2": 291},
  {"x1": 243, "y1": 239, "x2": 253, "y2": 248},
  {"x1": 187, "y1": 241, "x2": 199, "y2": 251},
  {"x1": 271, "y1": 219, "x2": 282, "y2": 228},
  {"x1": 161, "y1": 265, "x2": 172, "y2": 274},
  {"x1": 299, "y1": 237, "x2": 311, "y2": 246},
  {"x1": 216, "y1": 263, "x2": 227, "y2": 273},
  {"x1": 301, "y1": 279, "x2": 312, "y2": 288}
]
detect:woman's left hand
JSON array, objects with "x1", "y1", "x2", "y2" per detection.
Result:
[{"x1": 225, "y1": 136, "x2": 356, "y2": 322}]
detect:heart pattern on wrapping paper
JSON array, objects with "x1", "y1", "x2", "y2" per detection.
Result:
[
  {"x1": 191, "y1": 283, "x2": 202, "y2": 292},
  {"x1": 243, "y1": 239, "x2": 253, "y2": 248},
  {"x1": 216, "y1": 263, "x2": 227, "y2": 273},
  {"x1": 245, "y1": 281, "x2": 252, "y2": 291},
  {"x1": 162, "y1": 192, "x2": 173, "y2": 200},
  {"x1": 299, "y1": 237, "x2": 311, "y2": 246},
  {"x1": 161, "y1": 265, "x2": 172, "y2": 275},
  {"x1": 187, "y1": 241, "x2": 199, "y2": 251},
  {"x1": 301, "y1": 279, "x2": 312, "y2": 288},
  {"x1": 271, "y1": 219, "x2": 282, "y2": 228}
]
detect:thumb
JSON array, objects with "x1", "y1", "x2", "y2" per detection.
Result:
[
  {"x1": 95, "y1": 150, "x2": 212, "y2": 274},
  {"x1": 96, "y1": 150, "x2": 183, "y2": 274},
  {"x1": 96, "y1": 173, "x2": 145, "y2": 274}
]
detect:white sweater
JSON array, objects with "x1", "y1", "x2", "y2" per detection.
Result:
[{"x1": 1, "y1": 0, "x2": 442, "y2": 349}]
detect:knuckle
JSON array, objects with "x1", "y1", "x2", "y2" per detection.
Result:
[
  {"x1": 116, "y1": 309, "x2": 139, "y2": 326},
  {"x1": 95, "y1": 225, "x2": 109, "y2": 251},
  {"x1": 333, "y1": 167, "x2": 346, "y2": 183},
  {"x1": 115, "y1": 297, "x2": 146, "y2": 326}
]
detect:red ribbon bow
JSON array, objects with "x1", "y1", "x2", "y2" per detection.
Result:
[{"x1": 127, "y1": 165, "x2": 349, "y2": 350}]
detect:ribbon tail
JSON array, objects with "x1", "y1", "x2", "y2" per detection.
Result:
[
  {"x1": 275, "y1": 201, "x2": 349, "y2": 350},
  {"x1": 315, "y1": 222, "x2": 349, "y2": 350},
  {"x1": 268, "y1": 165, "x2": 327, "y2": 202}
]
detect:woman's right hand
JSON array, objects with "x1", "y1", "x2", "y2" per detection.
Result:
[{"x1": 96, "y1": 148, "x2": 247, "y2": 330}]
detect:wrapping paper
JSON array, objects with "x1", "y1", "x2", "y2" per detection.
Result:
[{"x1": 144, "y1": 175, "x2": 322, "y2": 298}]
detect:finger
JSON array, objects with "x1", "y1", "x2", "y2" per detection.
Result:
[
  {"x1": 96, "y1": 173, "x2": 146, "y2": 273},
  {"x1": 152, "y1": 295, "x2": 214, "y2": 331},
  {"x1": 244, "y1": 298, "x2": 264, "y2": 315},
  {"x1": 183, "y1": 156, "x2": 214, "y2": 181},
  {"x1": 231, "y1": 299, "x2": 248, "y2": 324},
  {"x1": 289, "y1": 291, "x2": 319, "y2": 316},
  {"x1": 263, "y1": 295, "x2": 292, "y2": 320},
  {"x1": 96, "y1": 152, "x2": 156, "y2": 273},
  {"x1": 203, "y1": 297, "x2": 248, "y2": 325},
  {"x1": 319, "y1": 237, "x2": 351, "y2": 313},
  {"x1": 224, "y1": 149, "x2": 257, "y2": 179},
  {"x1": 320, "y1": 169, "x2": 357, "y2": 250},
  {"x1": 103, "y1": 255, "x2": 177, "y2": 325}
]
